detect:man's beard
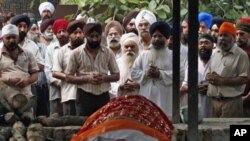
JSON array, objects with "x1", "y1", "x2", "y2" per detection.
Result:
[
  {"x1": 107, "y1": 38, "x2": 120, "y2": 49},
  {"x1": 199, "y1": 48, "x2": 212, "y2": 62},
  {"x1": 152, "y1": 40, "x2": 165, "y2": 50},
  {"x1": 126, "y1": 28, "x2": 138, "y2": 35},
  {"x1": 5, "y1": 42, "x2": 18, "y2": 51},
  {"x1": 19, "y1": 31, "x2": 27, "y2": 43},
  {"x1": 123, "y1": 52, "x2": 137, "y2": 68},
  {"x1": 181, "y1": 33, "x2": 188, "y2": 45},
  {"x1": 218, "y1": 40, "x2": 234, "y2": 51},
  {"x1": 140, "y1": 31, "x2": 150, "y2": 41},
  {"x1": 150, "y1": 46, "x2": 166, "y2": 65},
  {"x1": 71, "y1": 38, "x2": 84, "y2": 48},
  {"x1": 58, "y1": 36, "x2": 69, "y2": 46},
  {"x1": 42, "y1": 15, "x2": 50, "y2": 21},
  {"x1": 27, "y1": 32, "x2": 40, "y2": 42},
  {"x1": 120, "y1": 52, "x2": 138, "y2": 83},
  {"x1": 87, "y1": 40, "x2": 101, "y2": 49},
  {"x1": 236, "y1": 40, "x2": 248, "y2": 48},
  {"x1": 42, "y1": 31, "x2": 54, "y2": 41}
]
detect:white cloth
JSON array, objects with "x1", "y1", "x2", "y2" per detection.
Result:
[
  {"x1": 39, "y1": 2, "x2": 55, "y2": 15},
  {"x1": 1, "y1": 24, "x2": 18, "y2": 37},
  {"x1": 135, "y1": 10, "x2": 157, "y2": 30},
  {"x1": 52, "y1": 43, "x2": 77, "y2": 102},
  {"x1": 87, "y1": 129, "x2": 158, "y2": 141},
  {"x1": 110, "y1": 56, "x2": 135, "y2": 96},
  {"x1": 45, "y1": 41, "x2": 61, "y2": 101},
  {"x1": 131, "y1": 47, "x2": 174, "y2": 117},
  {"x1": 181, "y1": 58, "x2": 213, "y2": 117}
]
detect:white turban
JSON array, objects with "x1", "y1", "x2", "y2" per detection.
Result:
[
  {"x1": 1, "y1": 24, "x2": 19, "y2": 37},
  {"x1": 39, "y1": 2, "x2": 55, "y2": 15},
  {"x1": 135, "y1": 10, "x2": 157, "y2": 30},
  {"x1": 120, "y1": 32, "x2": 140, "y2": 53}
]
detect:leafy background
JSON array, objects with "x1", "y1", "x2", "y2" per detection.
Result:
[{"x1": 35, "y1": 0, "x2": 250, "y2": 24}]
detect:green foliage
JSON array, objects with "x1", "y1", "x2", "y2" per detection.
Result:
[
  {"x1": 60, "y1": 0, "x2": 173, "y2": 24},
  {"x1": 39, "y1": 0, "x2": 249, "y2": 24},
  {"x1": 199, "y1": 0, "x2": 250, "y2": 22}
]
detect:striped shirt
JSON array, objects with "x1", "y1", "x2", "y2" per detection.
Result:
[{"x1": 66, "y1": 44, "x2": 119, "y2": 95}]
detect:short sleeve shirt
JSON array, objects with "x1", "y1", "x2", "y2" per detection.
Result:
[
  {"x1": 208, "y1": 46, "x2": 249, "y2": 97},
  {"x1": 66, "y1": 44, "x2": 119, "y2": 95},
  {"x1": 0, "y1": 46, "x2": 39, "y2": 97}
]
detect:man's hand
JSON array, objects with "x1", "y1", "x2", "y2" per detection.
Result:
[
  {"x1": 52, "y1": 81, "x2": 61, "y2": 89},
  {"x1": 87, "y1": 73, "x2": 107, "y2": 85},
  {"x1": 198, "y1": 84, "x2": 208, "y2": 95},
  {"x1": 180, "y1": 85, "x2": 188, "y2": 95},
  {"x1": 242, "y1": 92, "x2": 250, "y2": 104},
  {"x1": 4, "y1": 77, "x2": 21, "y2": 86},
  {"x1": 206, "y1": 72, "x2": 224, "y2": 85},
  {"x1": 147, "y1": 65, "x2": 160, "y2": 78},
  {"x1": 15, "y1": 78, "x2": 30, "y2": 88}
]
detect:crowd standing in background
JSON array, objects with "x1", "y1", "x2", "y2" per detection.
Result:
[{"x1": 0, "y1": 1, "x2": 250, "y2": 140}]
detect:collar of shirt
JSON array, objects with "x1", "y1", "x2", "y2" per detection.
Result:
[
  {"x1": 216, "y1": 44, "x2": 236, "y2": 56},
  {"x1": 1, "y1": 46, "x2": 24, "y2": 56}
]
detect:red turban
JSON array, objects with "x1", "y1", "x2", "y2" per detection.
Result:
[
  {"x1": 236, "y1": 17, "x2": 250, "y2": 33},
  {"x1": 219, "y1": 22, "x2": 236, "y2": 36},
  {"x1": 52, "y1": 19, "x2": 69, "y2": 34}
]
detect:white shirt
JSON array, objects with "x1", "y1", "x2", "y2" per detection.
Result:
[
  {"x1": 131, "y1": 47, "x2": 174, "y2": 117},
  {"x1": 45, "y1": 41, "x2": 61, "y2": 100},
  {"x1": 52, "y1": 43, "x2": 77, "y2": 102},
  {"x1": 182, "y1": 58, "x2": 212, "y2": 117}
]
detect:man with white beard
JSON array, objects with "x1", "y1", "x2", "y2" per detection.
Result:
[
  {"x1": 105, "y1": 20, "x2": 123, "y2": 59},
  {"x1": 39, "y1": 18, "x2": 57, "y2": 46},
  {"x1": 131, "y1": 21, "x2": 174, "y2": 117},
  {"x1": 110, "y1": 33, "x2": 140, "y2": 96}
]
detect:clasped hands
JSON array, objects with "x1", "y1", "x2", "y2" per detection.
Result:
[
  {"x1": 147, "y1": 65, "x2": 160, "y2": 78},
  {"x1": 86, "y1": 72, "x2": 107, "y2": 85},
  {"x1": 206, "y1": 72, "x2": 224, "y2": 86}
]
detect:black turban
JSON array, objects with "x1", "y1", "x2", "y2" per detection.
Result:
[
  {"x1": 150, "y1": 21, "x2": 171, "y2": 38},
  {"x1": 83, "y1": 23, "x2": 102, "y2": 36},
  {"x1": 67, "y1": 20, "x2": 85, "y2": 35},
  {"x1": 211, "y1": 17, "x2": 225, "y2": 29},
  {"x1": 11, "y1": 15, "x2": 31, "y2": 27},
  {"x1": 199, "y1": 33, "x2": 214, "y2": 43},
  {"x1": 40, "y1": 18, "x2": 54, "y2": 33}
]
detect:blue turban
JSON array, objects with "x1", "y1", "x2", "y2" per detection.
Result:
[{"x1": 198, "y1": 12, "x2": 213, "y2": 28}]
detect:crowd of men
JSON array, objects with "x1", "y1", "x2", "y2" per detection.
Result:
[{"x1": 1, "y1": 2, "x2": 250, "y2": 128}]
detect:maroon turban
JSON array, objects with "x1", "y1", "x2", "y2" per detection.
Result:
[{"x1": 40, "y1": 18, "x2": 54, "y2": 33}]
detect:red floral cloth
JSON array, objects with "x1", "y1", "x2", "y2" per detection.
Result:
[{"x1": 75, "y1": 95, "x2": 174, "y2": 140}]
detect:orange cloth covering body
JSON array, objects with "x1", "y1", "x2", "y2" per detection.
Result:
[{"x1": 71, "y1": 95, "x2": 174, "y2": 141}]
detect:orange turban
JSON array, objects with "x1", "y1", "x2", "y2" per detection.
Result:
[{"x1": 219, "y1": 22, "x2": 236, "y2": 36}]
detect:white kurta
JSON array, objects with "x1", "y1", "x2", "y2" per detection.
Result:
[
  {"x1": 182, "y1": 58, "x2": 212, "y2": 117},
  {"x1": 131, "y1": 47, "x2": 173, "y2": 117},
  {"x1": 52, "y1": 43, "x2": 77, "y2": 102}
]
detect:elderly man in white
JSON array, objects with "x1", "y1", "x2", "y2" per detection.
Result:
[
  {"x1": 110, "y1": 33, "x2": 140, "y2": 96},
  {"x1": 135, "y1": 9, "x2": 157, "y2": 50}
]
